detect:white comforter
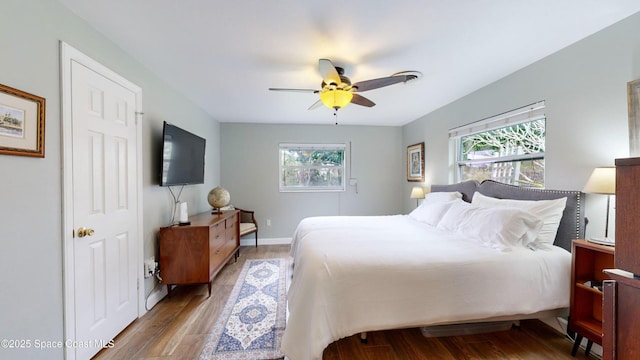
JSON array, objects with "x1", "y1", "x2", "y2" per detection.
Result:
[{"x1": 281, "y1": 215, "x2": 571, "y2": 360}]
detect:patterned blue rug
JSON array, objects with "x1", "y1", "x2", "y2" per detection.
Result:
[{"x1": 200, "y1": 258, "x2": 289, "y2": 360}]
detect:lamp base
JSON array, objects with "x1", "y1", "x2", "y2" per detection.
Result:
[{"x1": 587, "y1": 237, "x2": 615, "y2": 246}]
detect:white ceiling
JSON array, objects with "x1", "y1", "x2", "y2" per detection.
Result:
[{"x1": 58, "y1": 0, "x2": 640, "y2": 126}]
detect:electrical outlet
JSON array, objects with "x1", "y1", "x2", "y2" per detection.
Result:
[
  {"x1": 144, "y1": 257, "x2": 157, "y2": 278},
  {"x1": 266, "y1": 219, "x2": 271, "y2": 227}
]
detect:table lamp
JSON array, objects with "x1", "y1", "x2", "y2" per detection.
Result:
[
  {"x1": 583, "y1": 167, "x2": 616, "y2": 243},
  {"x1": 410, "y1": 186, "x2": 425, "y2": 207}
]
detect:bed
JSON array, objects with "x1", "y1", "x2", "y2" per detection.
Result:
[{"x1": 281, "y1": 180, "x2": 584, "y2": 360}]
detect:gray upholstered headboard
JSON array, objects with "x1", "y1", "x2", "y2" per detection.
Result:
[{"x1": 431, "y1": 180, "x2": 584, "y2": 252}]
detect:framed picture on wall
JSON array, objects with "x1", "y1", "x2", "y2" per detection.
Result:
[
  {"x1": 0, "y1": 83, "x2": 46, "y2": 158},
  {"x1": 407, "y1": 142, "x2": 424, "y2": 182}
]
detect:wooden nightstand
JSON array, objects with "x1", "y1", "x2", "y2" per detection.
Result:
[{"x1": 569, "y1": 239, "x2": 615, "y2": 356}]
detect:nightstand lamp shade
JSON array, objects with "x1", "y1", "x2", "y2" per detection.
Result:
[
  {"x1": 583, "y1": 167, "x2": 616, "y2": 241},
  {"x1": 410, "y1": 186, "x2": 425, "y2": 207},
  {"x1": 583, "y1": 167, "x2": 615, "y2": 194}
]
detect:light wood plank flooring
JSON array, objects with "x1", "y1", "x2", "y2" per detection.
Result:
[{"x1": 94, "y1": 245, "x2": 596, "y2": 359}]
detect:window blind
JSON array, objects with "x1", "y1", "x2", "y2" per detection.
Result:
[{"x1": 449, "y1": 101, "x2": 546, "y2": 138}]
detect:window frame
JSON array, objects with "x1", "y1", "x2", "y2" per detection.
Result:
[
  {"x1": 278, "y1": 143, "x2": 347, "y2": 192},
  {"x1": 449, "y1": 101, "x2": 546, "y2": 187}
]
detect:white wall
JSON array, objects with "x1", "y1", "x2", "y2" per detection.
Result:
[
  {"x1": 220, "y1": 123, "x2": 404, "y2": 239},
  {"x1": 403, "y1": 12, "x2": 640, "y2": 239},
  {"x1": 0, "y1": 1, "x2": 219, "y2": 358}
]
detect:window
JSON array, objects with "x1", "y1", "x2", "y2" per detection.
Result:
[
  {"x1": 279, "y1": 143, "x2": 346, "y2": 192},
  {"x1": 449, "y1": 101, "x2": 546, "y2": 187}
]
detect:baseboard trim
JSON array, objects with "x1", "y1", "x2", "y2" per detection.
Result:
[
  {"x1": 145, "y1": 283, "x2": 168, "y2": 311},
  {"x1": 240, "y1": 237, "x2": 292, "y2": 246}
]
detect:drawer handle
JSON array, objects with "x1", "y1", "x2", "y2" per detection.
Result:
[
  {"x1": 216, "y1": 235, "x2": 220, "y2": 239},
  {"x1": 215, "y1": 249, "x2": 220, "y2": 255}
]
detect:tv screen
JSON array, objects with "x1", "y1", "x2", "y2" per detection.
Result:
[{"x1": 160, "y1": 121, "x2": 206, "y2": 186}]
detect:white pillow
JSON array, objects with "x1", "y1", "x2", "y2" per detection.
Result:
[
  {"x1": 408, "y1": 200, "x2": 457, "y2": 226},
  {"x1": 423, "y1": 191, "x2": 463, "y2": 203},
  {"x1": 471, "y1": 192, "x2": 567, "y2": 247},
  {"x1": 437, "y1": 199, "x2": 543, "y2": 251},
  {"x1": 408, "y1": 191, "x2": 463, "y2": 226}
]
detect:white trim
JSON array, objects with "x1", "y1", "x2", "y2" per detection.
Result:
[
  {"x1": 240, "y1": 237, "x2": 292, "y2": 246},
  {"x1": 279, "y1": 143, "x2": 346, "y2": 150},
  {"x1": 146, "y1": 286, "x2": 168, "y2": 311},
  {"x1": 61, "y1": 41, "x2": 144, "y2": 360}
]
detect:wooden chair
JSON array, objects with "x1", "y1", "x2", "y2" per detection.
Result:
[{"x1": 236, "y1": 208, "x2": 258, "y2": 247}]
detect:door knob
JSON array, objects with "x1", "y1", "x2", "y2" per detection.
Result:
[{"x1": 77, "y1": 227, "x2": 95, "y2": 238}]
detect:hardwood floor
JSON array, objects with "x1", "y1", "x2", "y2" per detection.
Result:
[{"x1": 94, "y1": 245, "x2": 596, "y2": 360}]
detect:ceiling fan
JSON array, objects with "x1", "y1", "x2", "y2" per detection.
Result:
[{"x1": 269, "y1": 59, "x2": 421, "y2": 111}]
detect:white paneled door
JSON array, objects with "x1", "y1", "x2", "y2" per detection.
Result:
[{"x1": 70, "y1": 60, "x2": 139, "y2": 359}]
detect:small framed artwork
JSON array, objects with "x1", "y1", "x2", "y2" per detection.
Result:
[
  {"x1": 0, "y1": 83, "x2": 45, "y2": 157},
  {"x1": 407, "y1": 142, "x2": 425, "y2": 182}
]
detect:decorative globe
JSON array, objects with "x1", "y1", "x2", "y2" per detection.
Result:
[{"x1": 208, "y1": 186, "x2": 230, "y2": 209}]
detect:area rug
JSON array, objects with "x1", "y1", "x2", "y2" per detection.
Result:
[{"x1": 200, "y1": 258, "x2": 289, "y2": 360}]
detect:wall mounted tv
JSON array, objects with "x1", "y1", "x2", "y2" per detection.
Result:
[{"x1": 160, "y1": 121, "x2": 206, "y2": 186}]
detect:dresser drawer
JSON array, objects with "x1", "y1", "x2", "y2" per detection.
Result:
[
  {"x1": 226, "y1": 213, "x2": 238, "y2": 229},
  {"x1": 210, "y1": 241, "x2": 234, "y2": 276},
  {"x1": 209, "y1": 221, "x2": 225, "y2": 249}
]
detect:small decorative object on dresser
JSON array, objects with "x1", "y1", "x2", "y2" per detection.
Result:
[{"x1": 208, "y1": 186, "x2": 231, "y2": 214}]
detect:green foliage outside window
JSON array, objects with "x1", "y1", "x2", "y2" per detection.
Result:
[
  {"x1": 280, "y1": 147, "x2": 345, "y2": 191},
  {"x1": 458, "y1": 119, "x2": 545, "y2": 187}
]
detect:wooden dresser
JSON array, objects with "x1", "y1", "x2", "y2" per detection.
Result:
[
  {"x1": 159, "y1": 210, "x2": 239, "y2": 296},
  {"x1": 602, "y1": 158, "x2": 640, "y2": 359}
]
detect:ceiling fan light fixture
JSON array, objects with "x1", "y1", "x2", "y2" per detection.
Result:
[{"x1": 320, "y1": 89, "x2": 353, "y2": 110}]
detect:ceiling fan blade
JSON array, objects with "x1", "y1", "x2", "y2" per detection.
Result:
[
  {"x1": 269, "y1": 87, "x2": 318, "y2": 93},
  {"x1": 318, "y1": 59, "x2": 341, "y2": 85},
  {"x1": 351, "y1": 94, "x2": 376, "y2": 107},
  {"x1": 308, "y1": 99, "x2": 324, "y2": 110},
  {"x1": 351, "y1": 75, "x2": 410, "y2": 92}
]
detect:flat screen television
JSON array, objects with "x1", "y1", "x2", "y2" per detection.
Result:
[{"x1": 160, "y1": 121, "x2": 206, "y2": 186}]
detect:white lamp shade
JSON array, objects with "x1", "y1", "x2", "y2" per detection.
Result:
[
  {"x1": 410, "y1": 186, "x2": 426, "y2": 199},
  {"x1": 583, "y1": 167, "x2": 616, "y2": 195}
]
